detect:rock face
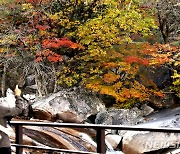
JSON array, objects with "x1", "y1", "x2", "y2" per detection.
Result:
[
  {"x1": 122, "y1": 107, "x2": 180, "y2": 154},
  {"x1": 56, "y1": 111, "x2": 83, "y2": 123},
  {"x1": 32, "y1": 88, "x2": 106, "y2": 122},
  {"x1": 95, "y1": 104, "x2": 154, "y2": 125},
  {"x1": 123, "y1": 130, "x2": 180, "y2": 154}
]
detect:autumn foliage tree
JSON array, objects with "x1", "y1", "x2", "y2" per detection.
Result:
[
  {"x1": 0, "y1": 0, "x2": 84, "y2": 95},
  {"x1": 52, "y1": 0, "x2": 160, "y2": 107},
  {"x1": 0, "y1": 0, "x2": 179, "y2": 107},
  {"x1": 53, "y1": 0, "x2": 179, "y2": 107}
]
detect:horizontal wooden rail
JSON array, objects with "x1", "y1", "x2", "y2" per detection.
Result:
[{"x1": 10, "y1": 121, "x2": 180, "y2": 154}]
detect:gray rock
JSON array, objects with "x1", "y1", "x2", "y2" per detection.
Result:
[
  {"x1": 123, "y1": 131, "x2": 180, "y2": 154},
  {"x1": 122, "y1": 109, "x2": 180, "y2": 154},
  {"x1": 140, "y1": 104, "x2": 154, "y2": 116},
  {"x1": 32, "y1": 88, "x2": 106, "y2": 122},
  {"x1": 95, "y1": 106, "x2": 154, "y2": 126}
]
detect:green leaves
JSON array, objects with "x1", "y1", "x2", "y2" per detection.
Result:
[{"x1": 171, "y1": 70, "x2": 180, "y2": 97}]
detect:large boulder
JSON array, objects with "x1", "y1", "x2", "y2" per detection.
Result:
[
  {"x1": 122, "y1": 107, "x2": 180, "y2": 154},
  {"x1": 123, "y1": 130, "x2": 180, "y2": 154},
  {"x1": 32, "y1": 88, "x2": 106, "y2": 122},
  {"x1": 95, "y1": 104, "x2": 154, "y2": 125}
]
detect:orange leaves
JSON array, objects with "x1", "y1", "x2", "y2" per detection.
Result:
[
  {"x1": 154, "y1": 56, "x2": 170, "y2": 65},
  {"x1": 69, "y1": 43, "x2": 84, "y2": 49},
  {"x1": 36, "y1": 24, "x2": 50, "y2": 31},
  {"x1": 35, "y1": 49, "x2": 63, "y2": 62},
  {"x1": 86, "y1": 77, "x2": 150, "y2": 105},
  {"x1": 103, "y1": 72, "x2": 120, "y2": 83},
  {"x1": 142, "y1": 43, "x2": 158, "y2": 55},
  {"x1": 115, "y1": 82, "x2": 150, "y2": 103},
  {"x1": 125, "y1": 56, "x2": 139, "y2": 63},
  {"x1": 113, "y1": 81, "x2": 123, "y2": 90},
  {"x1": 42, "y1": 38, "x2": 85, "y2": 50},
  {"x1": 125, "y1": 56, "x2": 150, "y2": 66},
  {"x1": 140, "y1": 59, "x2": 150, "y2": 66},
  {"x1": 35, "y1": 56, "x2": 43, "y2": 62},
  {"x1": 100, "y1": 86, "x2": 117, "y2": 97},
  {"x1": 85, "y1": 80, "x2": 102, "y2": 92},
  {"x1": 125, "y1": 43, "x2": 179, "y2": 66},
  {"x1": 154, "y1": 91, "x2": 165, "y2": 98},
  {"x1": 101, "y1": 62, "x2": 118, "y2": 68},
  {"x1": 144, "y1": 43, "x2": 179, "y2": 65},
  {"x1": 141, "y1": 43, "x2": 178, "y2": 54},
  {"x1": 157, "y1": 43, "x2": 178, "y2": 52}
]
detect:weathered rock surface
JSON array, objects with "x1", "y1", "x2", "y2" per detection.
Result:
[
  {"x1": 56, "y1": 111, "x2": 83, "y2": 123},
  {"x1": 32, "y1": 88, "x2": 106, "y2": 122},
  {"x1": 123, "y1": 131, "x2": 180, "y2": 154},
  {"x1": 122, "y1": 107, "x2": 180, "y2": 154},
  {"x1": 95, "y1": 104, "x2": 154, "y2": 125}
]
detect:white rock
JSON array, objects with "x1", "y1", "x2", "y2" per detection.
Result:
[{"x1": 106, "y1": 134, "x2": 122, "y2": 149}]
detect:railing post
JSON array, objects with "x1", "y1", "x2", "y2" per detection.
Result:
[
  {"x1": 96, "y1": 128, "x2": 105, "y2": 154},
  {"x1": 15, "y1": 125, "x2": 23, "y2": 154}
]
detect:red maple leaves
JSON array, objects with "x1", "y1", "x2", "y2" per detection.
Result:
[
  {"x1": 125, "y1": 56, "x2": 149, "y2": 66},
  {"x1": 42, "y1": 38, "x2": 85, "y2": 50},
  {"x1": 35, "y1": 37, "x2": 84, "y2": 62},
  {"x1": 35, "y1": 49, "x2": 63, "y2": 62}
]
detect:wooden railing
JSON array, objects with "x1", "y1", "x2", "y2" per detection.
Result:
[{"x1": 10, "y1": 121, "x2": 180, "y2": 154}]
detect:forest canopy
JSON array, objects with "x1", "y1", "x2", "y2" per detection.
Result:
[{"x1": 0, "y1": 0, "x2": 179, "y2": 108}]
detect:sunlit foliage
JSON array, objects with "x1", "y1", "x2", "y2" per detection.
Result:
[{"x1": 0, "y1": 0, "x2": 179, "y2": 107}]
